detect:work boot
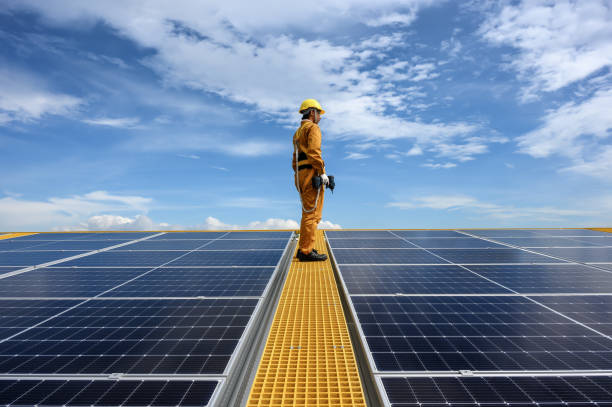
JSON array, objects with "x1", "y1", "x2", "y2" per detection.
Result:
[
  {"x1": 296, "y1": 248, "x2": 319, "y2": 258},
  {"x1": 297, "y1": 249, "x2": 327, "y2": 262}
]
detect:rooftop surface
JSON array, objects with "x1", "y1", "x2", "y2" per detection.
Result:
[{"x1": 0, "y1": 228, "x2": 611, "y2": 406}]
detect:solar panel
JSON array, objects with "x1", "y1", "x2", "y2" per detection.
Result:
[
  {"x1": 0, "y1": 251, "x2": 89, "y2": 266},
  {"x1": 531, "y1": 295, "x2": 612, "y2": 336},
  {"x1": 0, "y1": 379, "x2": 220, "y2": 406},
  {"x1": 102, "y1": 267, "x2": 276, "y2": 297},
  {"x1": 530, "y1": 229, "x2": 610, "y2": 237},
  {"x1": 326, "y1": 229, "x2": 612, "y2": 406},
  {"x1": 429, "y1": 248, "x2": 562, "y2": 264},
  {"x1": 7, "y1": 233, "x2": 96, "y2": 241},
  {"x1": 327, "y1": 238, "x2": 415, "y2": 248},
  {"x1": 0, "y1": 267, "x2": 21, "y2": 275},
  {"x1": 461, "y1": 229, "x2": 540, "y2": 237},
  {"x1": 0, "y1": 299, "x2": 80, "y2": 339},
  {"x1": 220, "y1": 231, "x2": 292, "y2": 239},
  {"x1": 13, "y1": 240, "x2": 131, "y2": 251},
  {"x1": 0, "y1": 268, "x2": 147, "y2": 297},
  {"x1": 393, "y1": 230, "x2": 467, "y2": 238},
  {"x1": 527, "y1": 247, "x2": 612, "y2": 263},
  {"x1": 149, "y1": 232, "x2": 228, "y2": 240},
  {"x1": 490, "y1": 237, "x2": 606, "y2": 247},
  {"x1": 337, "y1": 265, "x2": 510, "y2": 295},
  {"x1": 0, "y1": 298, "x2": 257, "y2": 375},
  {"x1": 352, "y1": 295, "x2": 612, "y2": 372},
  {"x1": 467, "y1": 264, "x2": 612, "y2": 293},
  {"x1": 0, "y1": 230, "x2": 294, "y2": 406},
  {"x1": 325, "y1": 230, "x2": 396, "y2": 238},
  {"x1": 380, "y1": 376, "x2": 612, "y2": 406},
  {"x1": 332, "y1": 248, "x2": 449, "y2": 264},
  {"x1": 401, "y1": 237, "x2": 506, "y2": 249}
]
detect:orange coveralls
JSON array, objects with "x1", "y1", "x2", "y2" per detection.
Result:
[{"x1": 292, "y1": 120, "x2": 325, "y2": 255}]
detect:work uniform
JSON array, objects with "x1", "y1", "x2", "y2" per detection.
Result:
[{"x1": 292, "y1": 120, "x2": 325, "y2": 255}]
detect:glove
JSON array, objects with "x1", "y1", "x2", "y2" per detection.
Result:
[{"x1": 320, "y1": 174, "x2": 329, "y2": 185}]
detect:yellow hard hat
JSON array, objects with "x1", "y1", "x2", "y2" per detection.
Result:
[{"x1": 299, "y1": 98, "x2": 325, "y2": 115}]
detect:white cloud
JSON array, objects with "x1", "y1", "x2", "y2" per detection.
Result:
[
  {"x1": 345, "y1": 152, "x2": 370, "y2": 160},
  {"x1": 126, "y1": 133, "x2": 285, "y2": 157},
  {"x1": 84, "y1": 214, "x2": 160, "y2": 231},
  {"x1": 480, "y1": 0, "x2": 612, "y2": 98},
  {"x1": 0, "y1": 191, "x2": 153, "y2": 230},
  {"x1": 82, "y1": 116, "x2": 140, "y2": 128},
  {"x1": 0, "y1": 67, "x2": 83, "y2": 124},
  {"x1": 6, "y1": 0, "x2": 501, "y2": 163},
  {"x1": 421, "y1": 162, "x2": 457, "y2": 169},
  {"x1": 200, "y1": 216, "x2": 340, "y2": 230},
  {"x1": 177, "y1": 154, "x2": 200, "y2": 159},
  {"x1": 406, "y1": 145, "x2": 423, "y2": 156},
  {"x1": 387, "y1": 194, "x2": 597, "y2": 222},
  {"x1": 517, "y1": 87, "x2": 612, "y2": 178}
]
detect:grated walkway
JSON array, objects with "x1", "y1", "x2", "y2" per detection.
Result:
[
  {"x1": 591, "y1": 228, "x2": 612, "y2": 233},
  {"x1": 247, "y1": 230, "x2": 366, "y2": 406}
]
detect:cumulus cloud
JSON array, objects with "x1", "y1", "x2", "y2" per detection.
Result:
[
  {"x1": 5, "y1": 0, "x2": 501, "y2": 164},
  {"x1": 0, "y1": 191, "x2": 153, "y2": 231},
  {"x1": 0, "y1": 67, "x2": 83, "y2": 124},
  {"x1": 480, "y1": 0, "x2": 612, "y2": 99},
  {"x1": 82, "y1": 116, "x2": 140, "y2": 128},
  {"x1": 517, "y1": 87, "x2": 612, "y2": 178},
  {"x1": 387, "y1": 194, "x2": 598, "y2": 223},
  {"x1": 200, "y1": 216, "x2": 340, "y2": 230}
]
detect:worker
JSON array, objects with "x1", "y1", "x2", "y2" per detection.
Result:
[{"x1": 292, "y1": 99, "x2": 329, "y2": 261}]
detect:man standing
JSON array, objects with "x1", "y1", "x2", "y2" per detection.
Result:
[{"x1": 292, "y1": 99, "x2": 329, "y2": 262}]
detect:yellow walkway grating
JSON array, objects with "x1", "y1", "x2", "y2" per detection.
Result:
[
  {"x1": 0, "y1": 233, "x2": 36, "y2": 240},
  {"x1": 247, "y1": 230, "x2": 366, "y2": 406},
  {"x1": 591, "y1": 228, "x2": 612, "y2": 233}
]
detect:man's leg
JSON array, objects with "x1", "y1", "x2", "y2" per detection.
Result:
[{"x1": 298, "y1": 185, "x2": 324, "y2": 255}]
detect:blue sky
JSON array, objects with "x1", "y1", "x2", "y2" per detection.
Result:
[{"x1": 1, "y1": 0, "x2": 611, "y2": 231}]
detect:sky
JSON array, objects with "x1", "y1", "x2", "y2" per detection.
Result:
[{"x1": 1, "y1": 0, "x2": 611, "y2": 231}]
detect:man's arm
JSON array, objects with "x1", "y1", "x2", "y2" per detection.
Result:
[{"x1": 306, "y1": 124, "x2": 326, "y2": 174}]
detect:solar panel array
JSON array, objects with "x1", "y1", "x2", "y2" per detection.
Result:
[
  {"x1": 0, "y1": 231, "x2": 293, "y2": 406},
  {"x1": 326, "y1": 229, "x2": 612, "y2": 406}
]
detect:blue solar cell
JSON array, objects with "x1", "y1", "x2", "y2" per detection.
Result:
[
  {"x1": 149, "y1": 232, "x2": 227, "y2": 240},
  {"x1": 338, "y1": 265, "x2": 509, "y2": 294},
  {"x1": 327, "y1": 238, "x2": 415, "y2": 248},
  {"x1": 352, "y1": 295, "x2": 612, "y2": 372},
  {"x1": 0, "y1": 241, "x2": 51, "y2": 250},
  {"x1": 102, "y1": 267, "x2": 276, "y2": 297},
  {"x1": 0, "y1": 298, "x2": 258, "y2": 375},
  {"x1": 203, "y1": 239, "x2": 289, "y2": 250},
  {"x1": 119, "y1": 240, "x2": 214, "y2": 250},
  {"x1": 325, "y1": 231, "x2": 397, "y2": 238},
  {"x1": 381, "y1": 376, "x2": 612, "y2": 406},
  {"x1": 220, "y1": 231, "x2": 292, "y2": 239},
  {"x1": 167, "y1": 250, "x2": 283, "y2": 267},
  {"x1": 491, "y1": 237, "x2": 604, "y2": 247},
  {"x1": 0, "y1": 379, "x2": 218, "y2": 406},
  {"x1": 467, "y1": 264, "x2": 612, "y2": 293},
  {"x1": 0, "y1": 251, "x2": 88, "y2": 266},
  {"x1": 528, "y1": 247, "x2": 612, "y2": 263},
  {"x1": 9, "y1": 233, "x2": 95, "y2": 241},
  {"x1": 403, "y1": 238, "x2": 505, "y2": 249},
  {"x1": 14, "y1": 240, "x2": 129, "y2": 251},
  {"x1": 462, "y1": 229, "x2": 540, "y2": 238},
  {"x1": 78, "y1": 232, "x2": 155, "y2": 240},
  {"x1": 531, "y1": 295, "x2": 612, "y2": 336},
  {"x1": 62, "y1": 251, "x2": 187, "y2": 267},
  {"x1": 0, "y1": 299, "x2": 80, "y2": 340},
  {"x1": 430, "y1": 248, "x2": 561, "y2": 264},
  {"x1": 531, "y1": 229, "x2": 611, "y2": 237},
  {"x1": 0, "y1": 268, "x2": 148, "y2": 297},
  {"x1": 332, "y1": 249, "x2": 449, "y2": 264},
  {"x1": 393, "y1": 230, "x2": 467, "y2": 238}
]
